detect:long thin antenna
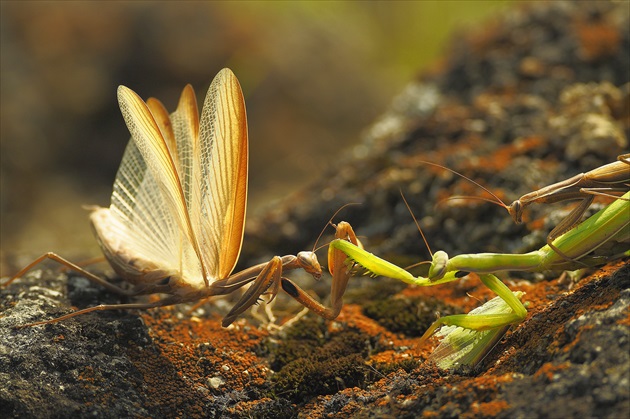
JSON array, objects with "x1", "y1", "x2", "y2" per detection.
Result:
[
  {"x1": 418, "y1": 160, "x2": 508, "y2": 210},
  {"x1": 400, "y1": 190, "x2": 433, "y2": 257},
  {"x1": 438, "y1": 195, "x2": 509, "y2": 208}
]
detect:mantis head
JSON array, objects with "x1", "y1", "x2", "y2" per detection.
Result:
[
  {"x1": 507, "y1": 200, "x2": 525, "y2": 224},
  {"x1": 296, "y1": 251, "x2": 322, "y2": 280},
  {"x1": 428, "y1": 250, "x2": 449, "y2": 280}
]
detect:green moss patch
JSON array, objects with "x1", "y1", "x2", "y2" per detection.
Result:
[
  {"x1": 269, "y1": 318, "x2": 371, "y2": 403},
  {"x1": 363, "y1": 296, "x2": 456, "y2": 337}
]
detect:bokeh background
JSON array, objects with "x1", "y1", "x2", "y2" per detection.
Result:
[{"x1": 0, "y1": 1, "x2": 512, "y2": 272}]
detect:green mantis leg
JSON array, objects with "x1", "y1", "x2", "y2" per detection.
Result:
[
  {"x1": 428, "y1": 288, "x2": 527, "y2": 369},
  {"x1": 330, "y1": 192, "x2": 629, "y2": 284},
  {"x1": 329, "y1": 239, "x2": 528, "y2": 367},
  {"x1": 329, "y1": 239, "x2": 464, "y2": 286},
  {"x1": 418, "y1": 274, "x2": 527, "y2": 344},
  {"x1": 328, "y1": 239, "x2": 527, "y2": 330}
]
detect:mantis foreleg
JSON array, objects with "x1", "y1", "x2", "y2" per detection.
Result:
[
  {"x1": 222, "y1": 221, "x2": 360, "y2": 326},
  {"x1": 278, "y1": 221, "x2": 358, "y2": 320},
  {"x1": 331, "y1": 191, "x2": 628, "y2": 282},
  {"x1": 328, "y1": 192, "x2": 628, "y2": 368},
  {"x1": 418, "y1": 274, "x2": 527, "y2": 343}
]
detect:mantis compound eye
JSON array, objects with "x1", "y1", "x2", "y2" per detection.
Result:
[
  {"x1": 510, "y1": 200, "x2": 524, "y2": 223},
  {"x1": 428, "y1": 250, "x2": 449, "y2": 280}
]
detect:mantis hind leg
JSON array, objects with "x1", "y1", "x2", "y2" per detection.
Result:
[
  {"x1": 419, "y1": 274, "x2": 527, "y2": 344},
  {"x1": 15, "y1": 296, "x2": 186, "y2": 329},
  {"x1": 3, "y1": 252, "x2": 134, "y2": 296}
]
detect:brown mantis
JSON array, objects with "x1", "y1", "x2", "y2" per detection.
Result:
[
  {"x1": 423, "y1": 154, "x2": 629, "y2": 259},
  {"x1": 506, "y1": 154, "x2": 629, "y2": 239},
  {"x1": 3, "y1": 69, "x2": 357, "y2": 328}
]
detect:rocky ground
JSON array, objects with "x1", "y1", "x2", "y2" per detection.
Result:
[{"x1": 1, "y1": 1, "x2": 629, "y2": 418}]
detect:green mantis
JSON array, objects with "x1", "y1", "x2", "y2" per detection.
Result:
[
  {"x1": 329, "y1": 191, "x2": 629, "y2": 368},
  {"x1": 431, "y1": 154, "x2": 629, "y2": 258}
]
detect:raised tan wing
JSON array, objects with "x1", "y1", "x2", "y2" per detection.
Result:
[
  {"x1": 146, "y1": 97, "x2": 179, "y2": 171},
  {"x1": 105, "y1": 135, "x2": 181, "y2": 275},
  {"x1": 115, "y1": 86, "x2": 208, "y2": 282},
  {"x1": 106, "y1": 69, "x2": 246, "y2": 288},
  {"x1": 192, "y1": 69, "x2": 248, "y2": 280},
  {"x1": 168, "y1": 85, "x2": 199, "y2": 214}
]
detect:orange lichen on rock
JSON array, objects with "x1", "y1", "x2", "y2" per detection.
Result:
[
  {"x1": 526, "y1": 216, "x2": 547, "y2": 232},
  {"x1": 471, "y1": 399, "x2": 510, "y2": 417},
  {"x1": 115, "y1": 307, "x2": 273, "y2": 415},
  {"x1": 533, "y1": 361, "x2": 571, "y2": 383},
  {"x1": 575, "y1": 19, "x2": 621, "y2": 61},
  {"x1": 332, "y1": 303, "x2": 408, "y2": 345},
  {"x1": 461, "y1": 135, "x2": 546, "y2": 173}
]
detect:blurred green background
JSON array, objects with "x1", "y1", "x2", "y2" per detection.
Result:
[{"x1": 0, "y1": 1, "x2": 512, "y2": 271}]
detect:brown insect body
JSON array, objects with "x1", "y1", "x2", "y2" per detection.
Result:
[
  {"x1": 509, "y1": 154, "x2": 630, "y2": 225},
  {"x1": 5, "y1": 69, "x2": 357, "y2": 328}
]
